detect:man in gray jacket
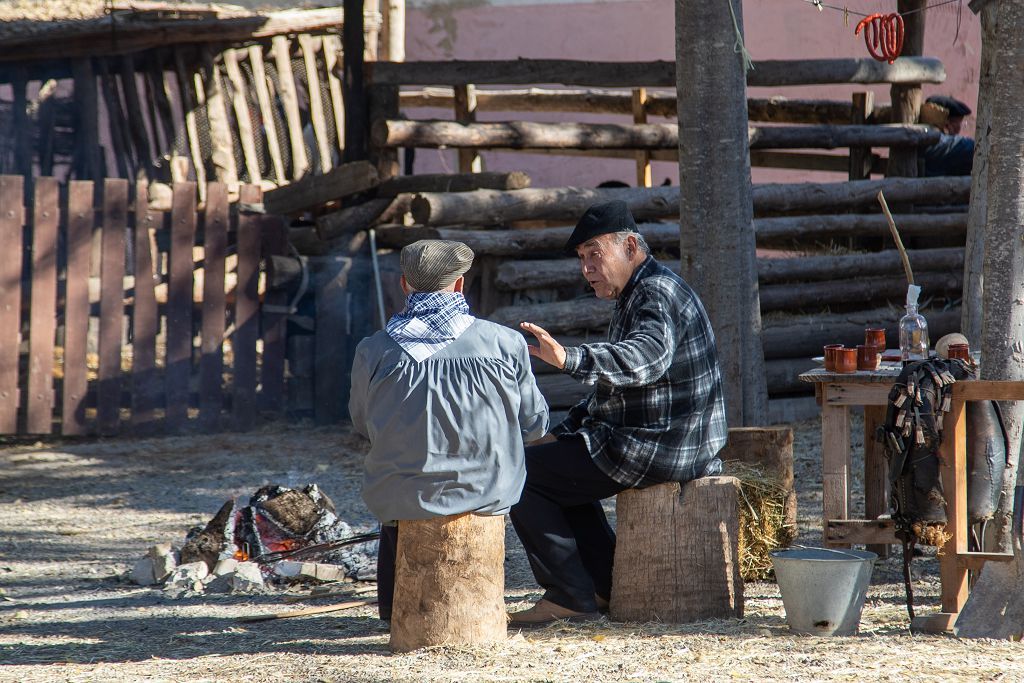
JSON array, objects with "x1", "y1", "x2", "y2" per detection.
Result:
[{"x1": 349, "y1": 239, "x2": 550, "y2": 620}]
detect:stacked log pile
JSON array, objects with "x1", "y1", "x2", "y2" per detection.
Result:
[{"x1": 369, "y1": 176, "x2": 968, "y2": 410}]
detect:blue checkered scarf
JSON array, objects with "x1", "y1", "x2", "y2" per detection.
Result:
[{"x1": 386, "y1": 291, "x2": 475, "y2": 361}]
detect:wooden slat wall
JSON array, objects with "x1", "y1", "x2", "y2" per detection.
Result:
[{"x1": 0, "y1": 175, "x2": 293, "y2": 436}]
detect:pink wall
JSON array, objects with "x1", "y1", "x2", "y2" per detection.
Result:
[{"x1": 401, "y1": 0, "x2": 981, "y2": 186}]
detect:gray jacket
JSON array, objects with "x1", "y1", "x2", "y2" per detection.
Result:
[{"x1": 349, "y1": 319, "x2": 549, "y2": 523}]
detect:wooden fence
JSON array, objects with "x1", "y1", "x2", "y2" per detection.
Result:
[{"x1": 0, "y1": 175, "x2": 289, "y2": 436}]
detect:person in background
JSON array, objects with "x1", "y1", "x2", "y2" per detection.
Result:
[{"x1": 921, "y1": 95, "x2": 974, "y2": 177}]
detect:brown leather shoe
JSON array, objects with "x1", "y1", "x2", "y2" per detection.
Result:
[{"x1": 507, "y1": 599, "x2": 601, "y2": 628}]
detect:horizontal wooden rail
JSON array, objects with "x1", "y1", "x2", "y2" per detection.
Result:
[
  {"x1": 373, "y1": 120, "x2": 940, "y2": 150},
  {"x1": 366, "y1": 58, "x2": 946, "y2": 88}
]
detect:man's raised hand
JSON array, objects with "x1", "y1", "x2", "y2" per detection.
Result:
[{"x1": 520, "y1": 322, "x2": 566, "y2": 370}]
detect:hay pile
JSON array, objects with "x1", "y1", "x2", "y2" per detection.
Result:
[{"x1": 730, "y1": 461, "x2": 795, "y2": 581}]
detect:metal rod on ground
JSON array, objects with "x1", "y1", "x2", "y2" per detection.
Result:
[
  {"x1": 369, "y1": 228, "x2": 387, "y2": 329},
  {"x1": 878, "y1": 190, "x2": 915, "y2": 285}
]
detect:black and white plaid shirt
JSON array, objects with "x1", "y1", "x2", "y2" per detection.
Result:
[{"x1": 552, "y1": 256, "x2": 728, "y2": 487}]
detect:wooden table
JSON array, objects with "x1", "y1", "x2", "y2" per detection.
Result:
[{"x1": 800, "y1": 366, "x2": 1023, "y2": 633}]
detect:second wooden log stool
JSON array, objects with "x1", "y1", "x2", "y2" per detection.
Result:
[
  {"x1": 389, "y1": 512, "x2": 506, "y2": 652},
  {"x1": 610, "y1": 476, "x2": 744, "y2": 622}
]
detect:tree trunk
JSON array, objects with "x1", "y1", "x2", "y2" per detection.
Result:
[
  {"x1": 681, "y1": 0, "x2": 765, "y2": 424},
  {"x1": 718, "y1": 427, "x2": 796, "y2": 536},
  {"x1": 954, "y1": 0, "x2": 1024, "y2": 640},
  {"x1": 962, "y1": 3, "x2": 999, "y2": 347},
  {"x1": 886, "y1": 0, "x2": 927, "y2": 178},
  {"x1": 390, "y1": 514, "x2": 506, "y2": 652},
  {"x1": 611, "y1": 478, "x2": 743, "y2": 622}
]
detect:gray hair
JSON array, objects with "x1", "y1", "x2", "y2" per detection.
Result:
[{"x1": 612, "y1": 230, "x2": 650, "y2": 255}]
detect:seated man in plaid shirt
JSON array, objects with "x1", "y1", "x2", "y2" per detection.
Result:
[{"x1": 509, "y1": 200, "x2": 728, "y2": 627}]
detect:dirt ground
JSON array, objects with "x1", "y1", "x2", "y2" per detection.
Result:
[{"x1": 1, "y1": 416, "x2": 1021, "y2": 682}]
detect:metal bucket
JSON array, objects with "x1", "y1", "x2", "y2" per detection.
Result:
[{"x1": 770, "y1": 547, "x2": 877, "y2": 636}]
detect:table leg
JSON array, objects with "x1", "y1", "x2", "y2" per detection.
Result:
[
  {"x1": 822, "y1": 398, "x2": 851, "y2": 548},
  {"x1": 939, "y1": 392, "x2": 969, "y2": 615},
  {"x1": 863, "y1": 404, "x2": 890, "y2": 559}
]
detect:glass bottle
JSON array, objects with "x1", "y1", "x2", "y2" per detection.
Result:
[{"x1": 899, "y1": 284, "x2": 929, "y2": 362}]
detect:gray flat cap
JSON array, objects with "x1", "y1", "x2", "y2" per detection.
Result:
[{"x1": 400, "y1": 239, "x2": 475, "y2": 292}]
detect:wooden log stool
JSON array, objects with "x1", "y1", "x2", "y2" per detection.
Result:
[
  {"x1": 390, "y1": 512, "x2": 506, "y2": 653},
  {"x1": 610, "y1": 476, "x2": 743, "y2": 622}
]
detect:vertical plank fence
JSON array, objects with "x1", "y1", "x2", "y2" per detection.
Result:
[{"x1": 0, "y1": 175, "x2": 291, "y2": 436}]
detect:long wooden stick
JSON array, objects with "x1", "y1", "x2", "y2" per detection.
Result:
[
  {"x1": 237, "y1": 599, "x2": 373, "y2": 622},
  {"x1": 877, "y1": 190, "x2": 915, "y2": 285}
]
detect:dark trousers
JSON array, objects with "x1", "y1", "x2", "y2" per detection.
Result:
[
  {"x1": 376, "y1": 524, "x2": 398, "y2": 620},
  {"x1": 510, "y1": 436, "x2": 627, "y2": 612}
]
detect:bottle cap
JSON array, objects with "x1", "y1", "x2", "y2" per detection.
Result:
[{"x1": 906, "y1": 284, "x2": 921, "y2": 307}]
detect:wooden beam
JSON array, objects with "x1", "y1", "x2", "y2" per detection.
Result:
[
  {"x1": 887, "y1": 0, "x2": 928, "y2": 178},
  {"x1": 0, "y1": 8, "x2": 359, "y2": 63},
  {"x1": 374, "y1": 120, "x2": 939, "y2": 150},
  {"x1": 957, "y1": 381, "x2": 1024, "y2": 402},
  {"x1": 322, "y1": 34, "x2": 347, "y2": 157},
  {"x1": 247, "y1": 44, "x2": 287, "y2": 184},
  {"x1": 119, "y1": 56, "x2": 156, "y2": 180},
  {"x1": 401, "y1": 88, "x2": 858, "y2": 124},
  {"x1": 72, "y1": 59, "x2": 102, "y2": 180},
  {"x1": 223, "y1": 48, "x2": 262, "y2": 184},
  {"x1": 406, "y1": 177, "x2": 970, "y2": 226},
  {"x1": 849, "y1": 92, "x2": 875, "y2": 180},
  {"x1": 377, "y1": 171, "x2": 530, "y2": 196},
  {"x1": 272, "y1": 36, "x2": 310, "y2": 180},
  {"x1": 343, "y1": 0, "x2": 367, "y2": 162},
  {"x1": 298, "y1": 34, "x2": 334, "y2": 172},
  {"x1": 632, "y1": 88, "x2": 651, "y2": 187},
  {"x1": 201, "y1": 49, "x2": 240, "y2": 186},
  {"x1": 368, "y1": 58, "x2": 945, "y2": 87},
  {"x1": 174, "y1": 48, "x2": 207, "y2": 200},
  {"x1": 263, "y1": 160, "x2": 379, "y2": 215}
]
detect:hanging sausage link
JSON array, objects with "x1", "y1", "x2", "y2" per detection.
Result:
[{"x1": 855, "y1": 12, "x2": 905, "y2": 64}]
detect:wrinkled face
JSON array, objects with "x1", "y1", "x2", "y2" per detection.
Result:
[{"x1": 576, "y1": 233, "x2": 638, "y2": 300}]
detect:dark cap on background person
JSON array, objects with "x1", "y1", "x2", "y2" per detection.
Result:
[
  {"x1": 400, "y1": 239, "x2": 474, "y2": 292},
  {"x1": 926, "y1": 95, "x2": 972, "y2": 118},
  {"x1": 563, "y1": 200, "x2": 639, "y2": 255}
]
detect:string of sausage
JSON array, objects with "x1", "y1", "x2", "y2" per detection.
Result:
[{"x1": 855, "y1": 13, "x2": 905, "y2": 64}]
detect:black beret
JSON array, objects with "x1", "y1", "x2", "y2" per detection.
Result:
[
  {"x1": 926, "y1": 95, "x2": 972, "y2": 118},
  {"x1": 563, "y1": 200, "x2": 638, "y2": 255}
]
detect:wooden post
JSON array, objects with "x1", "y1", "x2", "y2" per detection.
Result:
[
  {"x1": 63, "y1": 181, "x2": 93, "y2": 435},
  {"x1": 201, "y1": 50, "x2": 240, "y2": 188},
  {"x1": 174, "y1": 49, "x2": 208, "y2": 202},
  {"x1": 390, "y1": 513, "x2": 506, "y2": 652},
  {"x1": 718, "y1": 427, "x2": 796, "y2": 535},
  {"x1": 454, "y1": 84, "x2": 481, "y2": 174},
  {"x1": 322, "y1": 35, "x2": 347, "y2": 158},
  {"x1": 247, "y1": 44, "x2": 287, "y2": 185},
  {"x1": 97, "y1": 179, "x2": 128, "y2": 436},
  {"x1": 199, "y1": 183, "x2": 229, "y2": 430},
  {"x1": 271, "y1": 36, "x2": 310, "y2": 179},
  {"x1": 97, "y1": 60, "x2": 134, "y2": 180},
  {"x1": 610, "y1": 478, "x2": 743, "y2": 622},
  {"x1": 849, "y1": 92, "x2": 874, "y2": 180},
  {"x1": 131, "y1": 182, "x2": 160, "y2": 431},
  {"x1": 12, "y1": 69, "x2": 32, "y2": 180},
  {"x1": 887, "y1": 0, "x2": 926, "y2": 178},
  {"x1": 72, "y1": 59, "x2": 102, "y2": 181},
  {"x1": 222, "y1": 49, "x2": 263, "y2": 184},
  {"x1": 364, "y1": 0, "x2": 382, "y2": 60},
  {"x1": 677, "y1": 0, "x2": 767, "y2": 426},
  {"x1": 26, "y1": 178, "x2": 59, "y2": 435},
  {"x1": 0, "y1": 176, "x2": 23, "y2": 433},
  {"x1": 298, "y1": 34, "x2": 334, "y2": 173},
  {"x1": 368, "y1": 84, "x2": 400, "y2": 179},
  {"x1": 233, "y1": 185, "x2": 262, "y2": 431},
  {"x1": 632, "y1": 88, "x2": 652, "y2": 187},
  {"x1": 166, "y1": 182, "x2": 196, "y2": 430},
  {"x1": 119, "y1": 56, "x2": 156, "y2": 180},
  {"x1": 821, "y1": 393, "x2": 852, "y2": 548},
  {"x1": 342, "y1": 0, "x2": 367, "y2": 162},
  {"x1": 863, "y1": 404, "x2": 891, "y2": 558},
  {"x1": 382, "y1": 0, "x2": 406, "y2": 62}
]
